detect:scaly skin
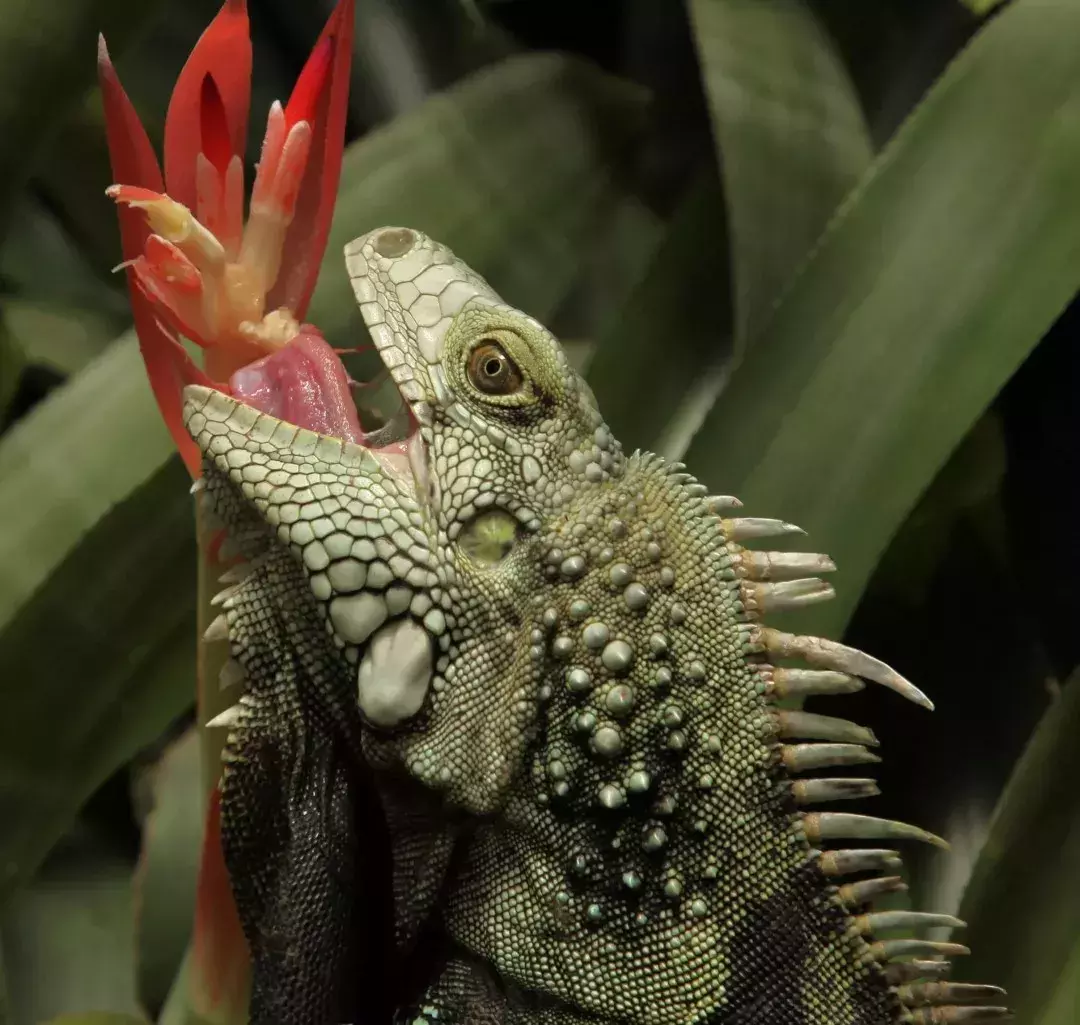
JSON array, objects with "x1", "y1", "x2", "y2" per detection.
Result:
[{"x1": 182, "y1": 227, "x2": 1009, "y2": 1025}]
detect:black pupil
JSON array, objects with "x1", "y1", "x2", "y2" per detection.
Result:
[{"x1": 483, "y1": 355, "x2": 503, "y2": 377}]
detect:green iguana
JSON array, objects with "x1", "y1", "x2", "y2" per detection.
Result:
[{"x1": 183, "y1": 226, "x2": 1009, "y2": 1025}]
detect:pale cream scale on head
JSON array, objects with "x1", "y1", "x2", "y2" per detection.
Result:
[{"x1": 344, "y1": 226, "x2": 625, "y2": 527}]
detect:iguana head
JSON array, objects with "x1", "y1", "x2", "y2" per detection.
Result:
[
  {"x1": 184, "y1": 225, "x2": 626, "y2": 813},
  {"x1": 182, "y1": 227, "x2": 1009, "y2": 1025}
]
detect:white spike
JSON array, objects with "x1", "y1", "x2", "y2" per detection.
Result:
[
  {"x1": 190, "y1": 478, "x2": 207, "y2": 495},
  {"x1": 219, "y1": 563, "x2": 252, "y2": 585},
  {"x1": 734, "y1": 548, "x2": 837, "y2": 581},
  {"x1": 219, "y1": 658, "x2": 245, "y2": 690},
  {"x1": 723, "y1": 517, "x2": 805, "y2": 541},
  {"x1": 781, "y1": 743, "x2": 880, "y2": 773},
  {"x1": 755, "y1": 627, "x2": 934, "y2": 711},
  {"x1": 791, "y1": 777, "x2": 880, "y2": 805},
  {"x1": 818, "y1": 849, "x2": 903, "y2": 878},
  {"x1": 705, "y1": 494, "x2": 742, "y2": 514},
  {"x1": 774, "y1": 709, "x2": 878, "y2": 747},
  {"x1": 203, "y1": 614, "x2": 229, "y2": 643},
  {"x1": 856, "y1": 910, "x2": 965, "y2": 935},
  {"x1": 742, "y1": 578, "x2": 835, "y2": 614},
  {"x1": 804, "y1": 812, "x2": 948, "y2": 849},
  {"x1": 766, "y1": 667, "x2": 864, "y2": 699},
  {"x1": 211, "y1": 584, "x2": 242, "y2": 608},
  {"x1": 206, "y1": 704, "x2": 244, "y2": 729}
]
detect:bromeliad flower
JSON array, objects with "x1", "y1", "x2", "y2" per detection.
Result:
[{"x1": 99, "y1": 0, "x2": 359, "y2": 476}]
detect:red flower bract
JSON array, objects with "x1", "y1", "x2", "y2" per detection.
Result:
[{"x1": 99, "y1": 0, "x2": 356, "y2": 476}]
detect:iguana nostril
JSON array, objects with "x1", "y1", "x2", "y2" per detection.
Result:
[{"x1": 372, "y1": 227, "x2": 416, "y2": 257}]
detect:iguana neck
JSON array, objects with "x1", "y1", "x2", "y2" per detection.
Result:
[{"x1": 420, "y1": 455, "x2": 896, "y2": 1024}]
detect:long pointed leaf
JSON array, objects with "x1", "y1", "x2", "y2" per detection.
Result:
[
  {"x1": 589, "y1": 0, "x2": 870, "y2": 452},
  {"x1": 688, "y1": 0, "x2": 872, "y2": 355},
  {"x1": 0, "y1": 318, "x2": 24, "y2": 422},
  {"x1": 0, "y1": 0, "x2": 165, "y2": 240},
  {"x1": 956, "y1": 673, "x2": 1080, "y2": 1023},
  {"x1": 0, "y1": 841, "x2": 142, "y2": 1022},
  {"x1": 134, "y1": 730, "x2": 203, "y2": 1016},
  {"x1": 684, "y1": 0, "x2": 1080, "y2": 637},
  {"x1": 586, "y1": 173, "x2": 729, "y2": 451}
]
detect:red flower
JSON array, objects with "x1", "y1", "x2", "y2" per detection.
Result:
[{"x1": 98, "y1": 0, "x2": 356, "y2": 476}]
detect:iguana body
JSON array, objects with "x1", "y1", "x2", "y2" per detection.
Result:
[{"x1": 183, "y1": 227, "x2": 1008, "y2": 1025}]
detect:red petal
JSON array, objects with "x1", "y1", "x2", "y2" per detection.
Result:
[
  {"x1": 199, "y1": 73, "x2": 234, "y2": 176},
  {"x1": 164, "y1": 0, "x2": 251, "y2": 210},
  {"x1": 284, "y1": 37, "x2": 331, "y2": 129},
  {"x1": 135, "y1": 306, "x2": 217, "y2": 477},
  {"x1": 143, "y1": 235, "x2": 203, "y2": 293},
  {"x1": 99, "y1": 38, "x2": 207, "y2": 477},
  {"x1": 105, "y1": 183, "x2": 166, "y2": 205},
  {"x1": 191, "y1": 788, "x2": 251, "y2": 1019},
  {"x1": 98, "y1": 36, "x2": 164, "y2": 258},
  {"x1": 266, "y1": 0, "x2": 355, "y2": 319}
]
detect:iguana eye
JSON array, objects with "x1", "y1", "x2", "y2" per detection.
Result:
[
  {"x1": 468, "y1": 341, "x2": 522, "y2": 395},
  {"x1": 459, "y1": 509, "x2": 519, "y2": 565}
]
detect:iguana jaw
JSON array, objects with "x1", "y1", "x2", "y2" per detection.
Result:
[{"x1": 181, "y1": 376, "x2": 428, "y2": 507}]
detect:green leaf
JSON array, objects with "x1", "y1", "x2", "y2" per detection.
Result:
[
  {"x1": 5, "y1": 300, "x2": 123, "y2": 377},
  {"x1": 0, "y1": 316, "x2": 24, "y2": 422},
  {"x1": 961, "y1": 0, "x2": 1010, "y2": 15},
  {"x1": 0, "y1": 52, "x2": 649, "y2": 904},
  {"x1": 1033, "y1": 935, "x2": 1080, "y2": 1025},
  {"x1": 0, "y1": 0, "x2": 166, "y2": 240},
  {"x1": 0, "y1": 832, "x2": 142, "y2": 1023},
  {"x1": 38, "y1": 1016, "x2": 148, "y2": 1025},
  {"x1": 0, "y1": 935, "x2": 10, "y2": 1025},
  {"x1": 956, "y1": 673, "x2": 1080, "y2": 1022},
  {"x1": 589, "y1": 0, "x2": 871, "y2": 452},
  {"x1": 0, "y1": 331, "x2": 178, "y2": 628},
  {"x1": 587, "y1": 174, "x2": 730, "y2": 451},
  {"x1": 0, "y1": 606, "x2": 197, "y2": 909},
  {"x1": 864, "y1": 410, "x2": 1008, "y2": 610},
  {"x1": 0, "y1": 202, "x2": 128, "y2": 318},
  {"x1": 683, "y1": 0, "x2": 1080, "y2": 637},
  {"x1": 133, "y1": 730, "x2": 203, "y2": 1017},
  {"x1": 0, "y1": 329, "x2": 197, "y2": 902},
  {"x1": 688, "y1": 0, "x2": 872, "y2": 355}
]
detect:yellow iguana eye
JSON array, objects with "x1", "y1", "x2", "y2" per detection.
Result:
[
  {"x1": 459, "y1": 509, "x2": 519, "y2": 565},
  {"x1": 468, "y1": 340, "x2": 523, "y2": 395}
]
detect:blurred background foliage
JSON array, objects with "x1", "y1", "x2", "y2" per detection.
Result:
[{"x1": 0, "y1": 0, "x2": 1077, "y2": 1022}]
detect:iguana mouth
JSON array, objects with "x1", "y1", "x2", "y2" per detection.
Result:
[
  {"x1": 228, "y1": 330, "x2": 364, "y2": 445},
  {"x1": 360, "y1": 409, "x2": 432, "y2": 508},
  {"x1": 225, "y1": 325, "x2": 429, "y2": 501}
]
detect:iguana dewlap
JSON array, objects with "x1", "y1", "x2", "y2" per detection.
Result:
[{"x1": 183, "y1": 226, "x2": 1009, "y2": 1025}]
